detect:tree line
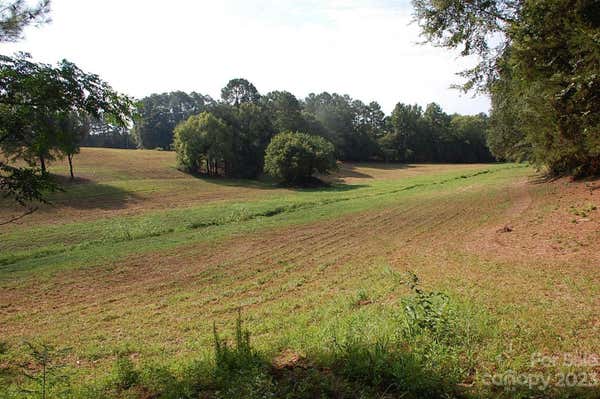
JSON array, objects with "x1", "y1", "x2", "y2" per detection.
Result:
[{"x1": 131, "y1": 79, "x2": 494, "y2": 178}]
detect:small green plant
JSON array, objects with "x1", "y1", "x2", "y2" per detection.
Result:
[
  {"x1": 19, "y1": 342, "x2": 71, "y2": 399},
  {"x1": 213, "y1": 310, "x2": 257, "y2": 373},
  {"x1": 350, "y1": 289, "x2": 371, "y2": 308},
  {"x1": 0, "y1": 340, "x2": 8, "y2": 355},
  {"x1": 212, "y1": 310, "x2": 274, "y2": 398},
  {"x1": 400, "y1": 271, "x2": 451, "y2": 340},
  {"x1": 569, "y1": 203, "x2": 597, "y2": 218},
  {"x1": 112, "y1": 355, "x2": 139, "y2": 391}
]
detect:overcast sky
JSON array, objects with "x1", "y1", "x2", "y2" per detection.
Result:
[{"x1": 2, "y1": 0, "x2": 490, "y2": 115}]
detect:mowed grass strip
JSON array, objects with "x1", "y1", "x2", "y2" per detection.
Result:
[
  {"x1": 0, "y1": 163, "x2": 524, "y2": 278},
  {"x1": 2, "y1": 163, "x2": 526, "y2": 362}
]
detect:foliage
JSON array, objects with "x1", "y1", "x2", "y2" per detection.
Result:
[
  {"x1": 173, "y1": 111, "x2": 232, "y2": 175},
  {"x1": 55, "y1": 111, "x2": 91, "y2": 179},
  {"x1": 508, "y1": 0, "x2": 600, "y2": 176},
  {"x1": 212, "y1": 311, "x2": 275, "y2": 398},
  {"x1": 400, "y1": 271, "x2": 452, "y2": 340},
  {"x1": 0, "y1": 0, "x2": 132, "y2": 207},
  {"x1": 303, "y1": 92, "x2": 380, "y2": 160},
  {"x1": 220, "y1": 78, "x2": 260, "y2": 106},
  {"x1": 132, "y1": 91, "x2": 213, "y2": 150},
  {"x1": 332, "y1": 336, "x2": 452, "y2": 398},
  {"x1": 413, "y1": 0, "x2": 600, "y2": 176},
  {"x1": 111, "y1": 356, "x2": 139, "y2": 391},
  {"x1": 486, "y1": 55, "x2": 531, "y2": 162},
  {"x1": 173, "y1": 100, "x2": 276, "y2": 178},
  {"x1": 18, "y1": 342, "x2": 71, "y2": 399},
  {"x1": 381, "y1": 102, "x2": 494, "y2": 163},
  {"x1": 0, "y1": 53, "x2": 133, "y2": 207},
  {"x1": 264, "y1": 131, "x2": 337, "y2": 184},
  {"x1": 135, "y1": 79, "x2": 497, "y2": 171},
  {"x1": 0, "y1": 163, "x2": 56, "y2": 208},
  {"x1": 82, "y1": 117, "x2": 134, "y2": 149},
  {"x1": 261, "y1": 90, "x2": 306, "y2": 133},
  {"x1": 227, "y1": 102, "x2": 276, "y2": 178},
  {"x1": 0, "y1": 0, "x2": 50, "y2": 42}
]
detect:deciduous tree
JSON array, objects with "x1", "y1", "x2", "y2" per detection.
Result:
[{"x1": 264, "y1": 131, "x2": 336, "y2": 184}]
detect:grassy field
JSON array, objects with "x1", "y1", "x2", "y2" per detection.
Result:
[{"x1": 1, "y1": 148, "x2": 599, "y2": 398}]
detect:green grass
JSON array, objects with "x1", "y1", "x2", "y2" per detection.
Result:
[
  {"x1": 0, "y1": 164, "x2": 523, "y2": 279},
  {"x1": 1, "y1": 150, "x2": 598, "y2": 398}
]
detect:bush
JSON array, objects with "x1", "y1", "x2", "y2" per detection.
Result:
[{"x1": 264, "y1": 131, "x2": 336, "y2": 184}]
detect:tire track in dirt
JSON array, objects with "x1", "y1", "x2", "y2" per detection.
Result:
[{"x1": 464, "y1": 177, "x2": 534, "y2": 257}]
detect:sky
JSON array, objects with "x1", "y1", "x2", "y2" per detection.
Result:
[{"x1": 2, "y1": 0, "x2": 490, "y2": 115}]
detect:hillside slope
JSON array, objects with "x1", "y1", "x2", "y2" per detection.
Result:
[{"x1": 1, "y1": 148, "x2": 598, "y2": 398}]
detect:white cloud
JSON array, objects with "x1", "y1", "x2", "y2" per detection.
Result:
[{"x1": 1, "y1": 0, "x2": 489, "y2": 115}]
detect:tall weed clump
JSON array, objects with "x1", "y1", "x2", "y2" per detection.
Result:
[
  {"x1": 212, "y1": 311, "x2": 274, "y2": 399},
  {"x1": 329, "y1": 269, "x2": 482, "y2": 398}
]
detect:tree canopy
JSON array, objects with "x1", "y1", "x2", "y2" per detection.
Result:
[
  {"x1": 0, "y1": 4, "x2": 134, "y2": 212},
  {"x1": 138, "y1": 78, "x2": 494, "y2": 177},
  {"x1": 412, "y1": 0, "x2": 600, "y2": 176},
  {"x1": 132, "y1": 91, "x2": 213, "y2": 150},
  {"x1": 264, "y1": 131, "x2": 337, "y2": 184},
  {"x1": 221, "y1": 78, "x2": 260, "y2": 106}
]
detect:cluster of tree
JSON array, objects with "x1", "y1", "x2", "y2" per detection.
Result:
[
  {"x1": 172, "y1": 89, "x2": 276, "y2": 178},
  {"x1": 381, "y1": 104, "x2": 492, "y2": 163},
  {"x1": 135, "y1": 80, "x2": 494, "y2": 168},
  {"x1": 132, "y1": 91, "x2": 213, "y2": 150},
  {"x1": 413, "y1": 0, "x2": 599, "y2": 177},
  {"x1": 0, "y1": 0, "x2": 133, "y2": 217}
]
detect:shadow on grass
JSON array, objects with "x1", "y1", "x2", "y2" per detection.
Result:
[
  {"x1": 68, "y1": 329, "x2": 600, "y2": 399},
  {"x1": 45, "y1": 174, "x2": 143, "y2": 211},
  {"x1": 528, "y1": 173, "x2": 563, "y2": 185},
  {"x1": 186, "y1": 172, "x2": 368, "y2": 194},
  {"x1": 344, "y1": 162, "x2": 416, "y2": 171},
  {"x1": 529, "y1": 170, "x2": 600, "y2": 186},
  {"x1": 5, "y1": 283, "x2": 599, "y2": 399},
  {"x1": 324, "y1": 162, "x2": 418, "y2": 183},
  {"x1": 70, "y1": 332, "x2": 467, "y2": 399}
]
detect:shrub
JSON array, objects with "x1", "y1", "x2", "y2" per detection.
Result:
[
  {"x1": 264, "y1": 132, "x2": 336, "y2": 184},
  {"x1": 400, "y1": 271, "x2": 452, "y2": 341}
]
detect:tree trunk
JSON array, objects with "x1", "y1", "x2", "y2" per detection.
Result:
[
  {"x1": 68, "y1": 154, "x2": 75, "y2": 180},
  {"x1": 39, "y1": 154, "x2": 46, "y2": 174}
]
